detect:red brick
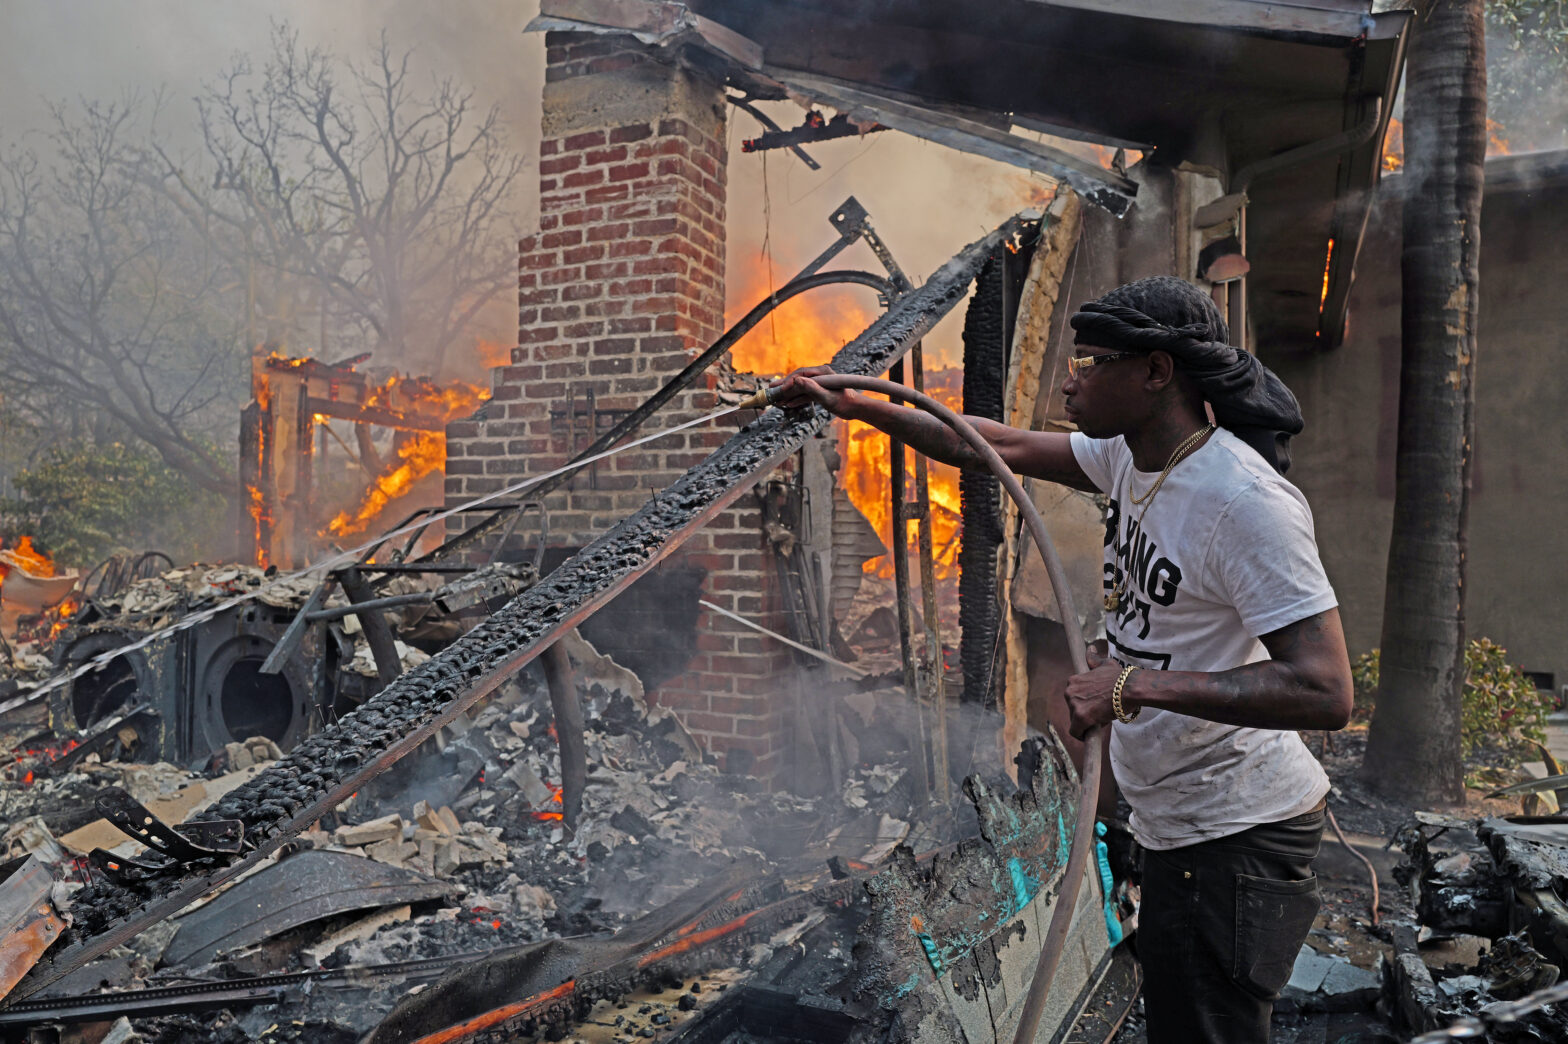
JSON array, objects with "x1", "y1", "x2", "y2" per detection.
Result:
[
  {"x1": 584, "y1": 185, "x2": 630, "y2": 205},
  {"x1": 608, "y1": 161, "x2": 651, "y2": 183},
  {"x1": 589, "y1": 356, "x2": 632, "y2": 376},
  {"x1": 584, "y1": 145, "x2": 628, "y2": 166},
  {"x1": 561, "y1": 169, "x2": 604, "y2": 189},
  {"x1": 564, "y1": 130, "x2": 606, "y2": 151},
  {"x1": 586, "y1": 222, "x2": 631, "y2": 243},
  {"x1": 559, "y1": 207, "x2": 605, "y2": 227},
  {"x1": 562, "y1": 244, "x2": 605, "y2": 264},
  {"x1": 538, "y1": 154, "x2": 580, "y2": 176},
  {"x1": 609, "y1": 123, "x2": 652, "y2": 144},
  {"x1": 607, "y1": 239, "x2": 654, "y2": 259},
  {"x1": 584, "y1": 261, "x2": 629, "y2": 281},
  {"x1": 685, "y1": 712, "x2": 737, "y2": 735}
]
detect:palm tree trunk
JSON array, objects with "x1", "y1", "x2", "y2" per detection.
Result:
[{"x1": 1361, "y1": 0, "x2": 1487, "y2": 804}]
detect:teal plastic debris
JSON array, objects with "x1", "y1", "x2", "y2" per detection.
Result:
[
  {"x1": 917, "y1": 932, "x2": 945, "y2": 976},
  {"x1": 1006, "y1": 855, "x2": 1041, "y2": 917},
  {"x1": 1095, "y1": 821, "x2": 1123, "y2": 945}
]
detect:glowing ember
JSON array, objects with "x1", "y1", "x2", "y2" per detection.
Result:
[
  {"x1": 1319, "y1": 238, "x2": 1336, "y2": 311},
  {"x1": 531, "y1": 785, "x2": 565, "y2": 821}
]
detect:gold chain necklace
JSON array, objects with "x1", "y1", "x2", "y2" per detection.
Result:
[{"x1": 1104, "y1": 424, "x2": 1215, "y2": 612}]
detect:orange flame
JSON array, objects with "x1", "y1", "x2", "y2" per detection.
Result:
[
  {"x1": 1487, "y1": 118, "x2": 1512, "y2": 157},
  {"x1": 0, "y1": 536, "x2": 56, "y2": 581},
  {"x1": 726, "y1": 263, "x2": 964, "y2": 580},
  {"x1": 1384, "y1": 115, "x2": 1512, "y2": 173},
  {"x1": 1319, "y1": 238, "x2": 1336, "y2": 311},
  {"x1": 1383, "y1": 117, "x2": 1404, "y2": 172},
  {"x1": 322, "y1": 371, "x2": 487, "y2": 538},
  {"x1": 44, "y1": 595, "x2": 79, "y2": 641},
  {"x1": 531, "y1": 785, "x2": 565, "y2": 821},
  {"x1": 327, "y1": 432, "x2": 447, "y2": 537}
]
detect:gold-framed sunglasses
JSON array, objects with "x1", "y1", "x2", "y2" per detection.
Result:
[{"x1": 1066, "y1": 351, "x2": 1141, "y2": 378}]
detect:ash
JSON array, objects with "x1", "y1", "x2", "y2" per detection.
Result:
[{"x1": 0, "y1": 636, "x2": 974, "y2": 1043}]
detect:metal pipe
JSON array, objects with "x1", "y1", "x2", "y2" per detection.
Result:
[
  {"x1": 798, "y1": 374, "x2": 1099, "y2": 1044},
  {"x1": 305, "y1": 591, "x2": 435, "y2": 623},
  {"x1": 887, "y1": 358, "x2": 930, "y2": 804}
]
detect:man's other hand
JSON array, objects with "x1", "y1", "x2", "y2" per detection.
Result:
[{"x1": 1064, "y1": 645, "x2": 1124, "y2": 739}]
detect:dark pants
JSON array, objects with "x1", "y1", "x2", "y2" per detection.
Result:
[{"x1": 1136, "y1": 805, "x2": 1324, "y2": 1044}]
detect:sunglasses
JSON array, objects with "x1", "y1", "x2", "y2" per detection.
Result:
[{"x1": 1066, "y1": 351, "x2": 1141, "y2": 378}]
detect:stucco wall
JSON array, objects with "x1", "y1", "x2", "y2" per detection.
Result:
[{"x1": 1266, "y1": 158, "x2": 1568, "y2": 687}]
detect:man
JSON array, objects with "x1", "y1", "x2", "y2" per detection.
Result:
[{"x1": 771, "y1": 276, "x2": 1352, "y2": 1043}]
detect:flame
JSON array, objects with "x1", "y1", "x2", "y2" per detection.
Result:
[
  {"x1": 320, "y1": 370, "x2": 487, "y2": 538},
  {"x1": 0, "y1": 536, "x2": 56, "y2": 581},
  {"x1": 327, "y1": 432, "x2": 447, "y2": 537},
  {"x1": 531, "y1": 784, "x2": 565, "y2": 821},
  {"x1": 1319, "y1": 238, "x2": 1336, "y2": 310},
  {"x1": 844, "y1": 381, "x2": 965, "y2": 579},
  {"x1": 726, "y1": 262, "x2": 966, "y2": 580},
  {"x1": 725, "y1": 264, "x2": 877, "y2": 376},
  {"x1": 1383, "y1": 115, "x2": 1512, "y2": 173},
  {"x1": 1383, "y1": 117, "x2": 1404, "y2": 172},
  {"x1": 1488, "y1": 118, "x2": 1512, "y2": 156},
  {"x1": 361, "y1": 372, "x2": 488, "y2": 424},
  {"x1": 246, "y1": 484, "x2": 272, "y2": 569},
  {"x1": 44, "y1": 595, "x2": 79, "y2": 641}
]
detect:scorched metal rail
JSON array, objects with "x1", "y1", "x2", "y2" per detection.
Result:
[{"x1": 9, "y1": 212, "x2": 1034, "y2": 1002}]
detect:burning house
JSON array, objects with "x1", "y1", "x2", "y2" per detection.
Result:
[{"x1": 13, "y1": 0, "x2": 1537, "y2": 1041}]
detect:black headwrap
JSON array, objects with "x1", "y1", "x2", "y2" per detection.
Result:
[{"x1": 1068, "y1": 276, "x2": 1303, "y2": 474}]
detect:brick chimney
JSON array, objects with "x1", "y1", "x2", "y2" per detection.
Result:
[{"x1": 446, "y1": 32, "x2": 793, "y2": 778}]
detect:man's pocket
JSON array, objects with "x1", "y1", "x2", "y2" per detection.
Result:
[{"x1": 1232, "y1": 873, "x2": 1319, "y2": 999}]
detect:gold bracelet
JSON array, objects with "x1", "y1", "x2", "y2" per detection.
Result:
[{"x1": 1111, "y1": 664, "x2": 1140, "y2": 724}]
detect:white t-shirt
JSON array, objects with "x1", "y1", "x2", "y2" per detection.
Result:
[{"x1": 1070, "y1": 427, "x2": 1337, "y2": 850}]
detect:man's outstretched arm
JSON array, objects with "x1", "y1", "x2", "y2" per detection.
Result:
[
  {"x1": 1062, "y1": 608, "x2": 1355, "y2": 738},
  {"x1": 768, "y1": 367, "x2": 1097, "y2": 492}
]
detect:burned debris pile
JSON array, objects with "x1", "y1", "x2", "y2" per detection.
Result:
[
  {"x1": 0, "y1": 637, "x2": 1045, "y2": 1042},
  {"x1": 1378, "y1": 812, "x2": 1568, "y2": 1040}
]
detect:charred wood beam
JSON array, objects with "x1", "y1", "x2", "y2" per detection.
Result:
[
  {"x1": 742, "y1": 111, "x2": 886, "y2": 155},
  {"x1": 541, "y1": 641, "x2": 585, "y2": 831},
  {"x1": 728, "y1": 94, "x2": 822, "y2": 170},
  {"x1": 367, "y1": 863, "x2": 848, "y2": 1044},
  {"x1": 0, "y1": 953, "x2": 486, "y2": 1027},
  {"x1": 339, "y1": 568, "x2": 402, "y2": 687},
  {"x1": 770, "y1": 71, "x2": 1138, "y2": 217},
  {"x1": 305, "y1": 398, "x2": 450, "y2": 433},
  {"x1": 18, "y1": 214, "x2": 1030, "y2": 1002}
]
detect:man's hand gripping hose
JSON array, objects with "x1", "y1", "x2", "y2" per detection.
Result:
[{"x1": 744, "y1": 374, "x2": 1101, "y2": 1044}]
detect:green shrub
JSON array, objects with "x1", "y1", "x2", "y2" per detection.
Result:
[
  {"x1": 1352, "y1": 639, "x2": 1554, "y2": 755},
  {"x1": 1, "y1": 441, "x2": 226, "y2": 567}
]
